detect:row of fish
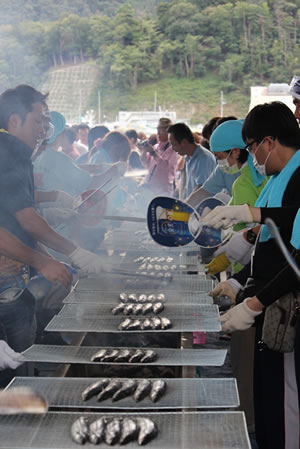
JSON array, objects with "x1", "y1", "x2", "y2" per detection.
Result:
[
  {"x1": 71, "y1": 416, "x2": 158, "y2": 445},
  {"x1": 119, "y1": 293, "x2": 165, "y2": 303},
  {"x1": 81, "y1": 378, "x2": 167, "y2": 403},
  {"x1": 118, "y1": 317, "x2": 172, "y2": 331},
  {"x1": 112, "y1": 302, "x2": 164, "y2": 316},
  {"x1": 134, "y1": 256, "x2": 174, "y2": 263},
  {"x1": 91, "y1": 348, "x2": 158, "y2": 363}
]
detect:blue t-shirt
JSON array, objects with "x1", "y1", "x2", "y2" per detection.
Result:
[
  {"x1": 33, "y1": 147, "x2": 92, "y2": 197},
  {"x1": 202, "y1": 165, "x2": 240, "y2": 196},
  {"x1": 185, "y1": 145, "x2": 216, "y2": 196}
]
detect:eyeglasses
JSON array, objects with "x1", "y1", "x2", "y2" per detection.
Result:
[{"x1": 245, "y1": 140, "x2": 257, "y2": 153}]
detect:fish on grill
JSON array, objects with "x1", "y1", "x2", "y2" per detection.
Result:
[
  {"x1": 97, "y1": 379, "x2": 122, "y2": 402},
  {"x1": 147, "y1": 294, "x2": 156, "y2": 302},
  {"x1": 132, "y1": 304, "x2": 144, "y2": 315},
  {"x1": 133, "y1": 379, "x2": 152, "y2": 402},
  {"x1": 140, "y1": 350, "x2": 158, "y2": 363},
  {"x1": 119, "y1": 417, "x2": 139, "y2": 445},
  {"x1": 101, "y1": 349, "x2": 120, "y2": 362},
  {"x1": 149, "y1": 379, "x2": 167, "y2": 403},
  {"x1": 156, "y1": 293, "x2": 165, "y2": 301},
  {"x1": 126, "y1": 319, "x2": 142, "y2": 330},
  {"x1": 136, "y1": 417, "x2": 158, "y2": 445},
  {"x1": 112, "y1": 380, "x2": 137, "y2": 402},
  {"x1": 141, "y1": 303, "x2": 153, "y2": 315},
  {"x1": 104, "y1": 418, "x2": 122, "y2": 445},
  {"x1": 123, "y1": 304, "x2": 135, "y2": 315},
  {"x1": 153, "y1": 302, "x2": 164, "y2": 314},
  {"x1": 90, "y1": 348, "x2": 108, "y2": 362},
  {"x1": 128, "y1": 293, "x2": 138, "y2": 302},
  {"x1": 128, "y1": 349, "x2": 144, "y2": 363},
  {"x1": 161, "y1": 317, "x2": 172, "y2": 330},
  {"x1": 138, "y1": 294, "x2": 148, "y2": 303},
  {"x1": 141, "y1": 318, "x2": 153, "y2": 330},
  {"x1": 150, "y1": 317, "x2": 162, "y2": 330},
  {"x1": 112, "y1": 303, "x2": 125, "y2": 315},
  {"x1": 114, "y1": 349, "x2": 132, "y2": 362},
  {"x1": 70, "y1": 416, "x2": 89, "y2": 444},
  {"x1": 81, "y1": 379, "x2": 110, "y2": 401},
  {"x1": 118, "y1": 318, "x2": 131, "y2": 330},
  {"x1": 89, "y1": 417, "x2": 107, "y2": 445},
  {"x1": 119, "y1": 292, "x2": 128, "y2": 302}
]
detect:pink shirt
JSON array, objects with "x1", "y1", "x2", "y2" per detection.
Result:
[{"x1": 140, "y1": 141, "x2": 179, "y2": 195}]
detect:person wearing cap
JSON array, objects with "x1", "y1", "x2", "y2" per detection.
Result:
[
  {"x1": 205, "y1": 119, "x2": 269, "y2": 276},
  {"x1": 205, "y1": 102, "x2": 300, "y2": 449},
  {"x1": 289, "y1": 75, "x2": 300, "y2": 123},
  {"x1": 139, "y1": 117, "x2": 179, "y2": 195}
]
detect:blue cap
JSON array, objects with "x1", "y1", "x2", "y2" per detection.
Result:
[
  {"x1": 48, "y1": 111, "x2": 66, "y2": 144},
  {"x1": 210, "y1": 119, "x2": 246, "y2": 153}
]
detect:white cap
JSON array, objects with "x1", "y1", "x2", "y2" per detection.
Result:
[{"x1": 289, "y1": 75, "x2": 300, "y2": 100}]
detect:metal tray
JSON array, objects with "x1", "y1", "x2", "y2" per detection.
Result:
[
  {"x1": 6, "y1": 377, "x2": 239, "y2": 410},
  {"x1": 23, "y1": 345, "x2": 227, "y2": 367},
  {"x1": 45, "y1": 308, "x2": 221, "y2": 333},
  {"x1": 74, "y1": 276, "x2": 215, "y2": 292},
  {"x1": 63, "y1": 290, "x2": 213, "y2": 305},
  {"x1": 58, "y1": 303, "x2": 219, "y2": 319},
  {"x1": 0, "y1": 411, "x2": 251, "y2": 449}
]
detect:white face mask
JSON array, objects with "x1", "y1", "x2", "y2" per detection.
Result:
[
  {"x1": 217, "y1": 153, "x2": 240, "y2": 174},
  {"x1": 252, "y1": 139, "x2": 270, "y2": 176}
]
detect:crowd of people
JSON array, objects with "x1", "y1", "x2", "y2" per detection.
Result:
[{"x1": 0, "y1": 75, "x2": 299, "y2": 448}]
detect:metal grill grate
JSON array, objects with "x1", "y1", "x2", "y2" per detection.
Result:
[
  {"x1": 6, "y1": 377, "x2": 239, "y2": 410},
  {"x1": 23, "y1": 345, "x2": 227, "y2": 367},
  {"x1": 0, "y1": 411, "x2": 251, "y2": 448},
  {"x1": 63, "y1": 290, "x2": 213, "y2": 305},
  {"x1": 74, "y1": 276, "x2": 215, "y2": 292},
  {"x1": 45, "y1": 308, "x2": 221, "y2": 333}
]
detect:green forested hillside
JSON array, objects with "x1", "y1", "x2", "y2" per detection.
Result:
[{"x1": 0, "y1": 0, "x2": 299, "y2": 121}]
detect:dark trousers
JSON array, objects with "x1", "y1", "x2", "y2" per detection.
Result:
[{"x1": 0, "y1": 288, "x2": 36, "y2": 387}]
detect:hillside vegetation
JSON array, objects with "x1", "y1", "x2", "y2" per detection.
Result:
[{"x1": 0, "y1": 0, "x2": 299, "y2": 121}]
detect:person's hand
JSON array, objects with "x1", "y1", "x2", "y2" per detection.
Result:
[
  {"x1": 209, "y1": 279, "x2": 241, "y2": 301},
  {"x1": 219, "y1": 298, "x2": 262, "y2": 332},
  {"x1": 36, "y1": 257, "x2": 73, "y2": 289},
  {"x1": 40, "y1": 208, "x2": 79, "y2": 226},
  {"x1": 0, "y1": 340, "x2": 24, "y2": 370},
  {"x1": 69, "y1": 247, "x2": 106, "y2": 275},
  {"x1": 203, "y1": 205, "x2": 254, "y2": 229},
  {"x1": 205, "y1": 253, "x2": 230, "y2": 275},
  {"x1": 214, "y1": 232, "x2": 254, "y2": 266},
  {"x1": 55, "y1": 191, "x2": 74, "y2": 209}
]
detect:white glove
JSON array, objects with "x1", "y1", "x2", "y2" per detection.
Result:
[
  {"x1": 203, "y1": 205, "x2": 254, "y2": 229},
  {"x1": 69, "y1": 247, "x2": 106, "y2": 275},
  {"x1": 214, "y1": 232, "x2": 254, "y2": 266},
  {"x1": 40, "y1": 208, "x2": 79, "y2": 226},
  {"x1": 0, "y1": 340, "x2": 25, "y2": 370},
  {"x1": 219, "y1": 298, "x2": 262, "y2": 332},
  {"x1": 55, "y1": 191, "x2": 74, "y2": 209},
  {"x1": 209, "y1": 278, "x2": 241, "y2": 301}
]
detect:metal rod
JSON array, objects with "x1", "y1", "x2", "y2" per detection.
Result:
[
  {"x1": 74, "y1": 178, "x2": 112, "y2": 211},
  {"x1": 103, "y1": 215, "x2": 146, "y2": 223}
]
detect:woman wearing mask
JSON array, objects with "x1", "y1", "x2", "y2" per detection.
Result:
[{"x1": 206, "y1": 119, "x2": 269, "y2": 276}]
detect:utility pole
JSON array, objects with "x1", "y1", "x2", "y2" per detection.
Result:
[
  {"x1": 78, "y1": 89, "x2": 82, "y2": 122},
  {"x1": 98, "y1": 90, "x2": 101, "y2": 123},
  {"x1": 220, "y1": 90, "x2": 226, "y2": 117},
  {"x1": 154, "y1": 91, "x2": 157, "y2": 112}
]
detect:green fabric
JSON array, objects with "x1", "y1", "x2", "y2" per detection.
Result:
[
  {"x1": 228, "y1": 164, "x2": 269, "y2": 273},
  {"x1": 229, "y1": 164, "x2": 269, "y2": 232}
]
